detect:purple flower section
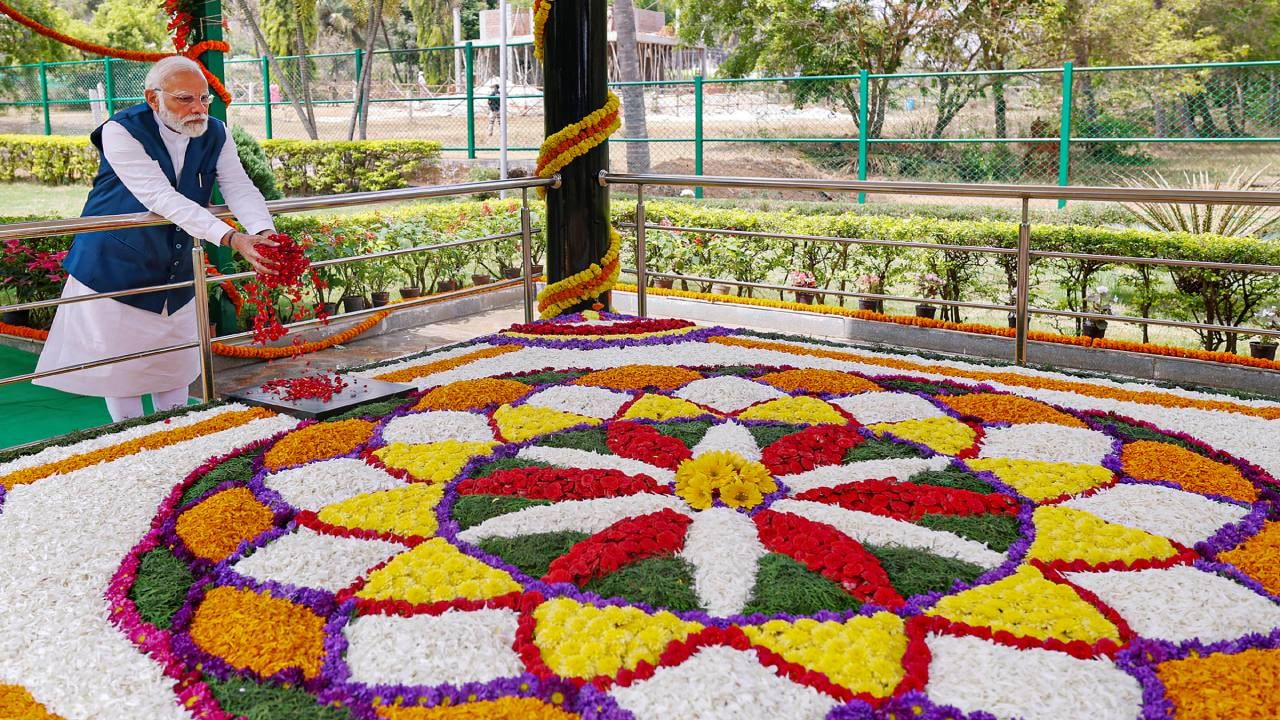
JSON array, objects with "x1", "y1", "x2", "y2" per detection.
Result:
[
  {"x1": 489, "y1": 325, "x2": 735, "y2": 351},
  {"x1": 1118, "y1": 628, "x2": 1280, "y2": 720},
  {"x1": 0, "y1": 483, "x2": 5, "y2": 516},
  {"x1": 1198, "y1": 502, "x2": 1269, "y2": 557},
  {"x1": 824, "y1": 692, "x2": 998, "y2": 720},
  {"x1": 328, "y1": 674, "x2": 636, "y2": 720},
  {"x1": 320, "y1": 599, "x2": 356, "y2": 687},
  {"x1": 1193, "y1": 558, "x2": 1280, "y2": 603}
]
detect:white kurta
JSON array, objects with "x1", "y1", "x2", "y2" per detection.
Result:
[{"x1": 33, "y1": 111, "x2": 275, "y2": 397}]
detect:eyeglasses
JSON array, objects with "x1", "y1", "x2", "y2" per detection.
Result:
[{"x1": 156, "y1": 90, "x2": 213, "y2": 106}]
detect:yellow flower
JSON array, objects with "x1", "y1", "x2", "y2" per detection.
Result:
[
  {"x1": 720, "y1": 480, "x2": 764, "y2": 509},
  {"x1": 674, "y1": 451, "x2": 778, "y2": 510}
]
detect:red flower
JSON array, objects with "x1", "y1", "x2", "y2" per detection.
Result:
[{"x1": 761, "y1": 425, "x2": 864, "y2": 476}]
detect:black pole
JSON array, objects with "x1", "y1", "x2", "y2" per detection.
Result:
[{"x1": 543, "y1": 0, "x2": 609, "y2": 313}]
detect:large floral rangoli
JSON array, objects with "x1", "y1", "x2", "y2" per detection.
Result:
[{"x1": 3, "y1": 313, "x2": 1280, "y2": 720}]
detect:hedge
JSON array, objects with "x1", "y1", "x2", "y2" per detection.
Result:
[
  {"x1": 261, "y1": 139, "x2": 441, "y2": 196},
  {"x1": 0, "y1": 135, "x2": 98, "y2": 184}
]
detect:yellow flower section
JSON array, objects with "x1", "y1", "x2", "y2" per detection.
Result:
[
  {"x1": 674, "y1": 451, "x2": 778, "y2": 510},
  {"x1": 0, "y1": 684, "x2": 64, "y2": 720},
  {"x1": 494, "y1": 404, "x2": 600, "y2": 443},
  {"x1": 1121, "y1": 441, "x2": 1258, "y2": 503},
  {"x1": 264, "y1": 419, "x2": 376, "y2": 470},
  {"x1": 375, "y1": 697, "x2": 581, "y2": 720},
  {"x1": 622, "y1": 394, "x2": 710, "y2": 422},
  {"x1": 374, "y1": 441, "x2": 498, "y2": 483},
  {"x1": 1158, "y1": 647, "x2": 1280, "y2": 720},
  {"x1": 940, "y1": 393, "x2": 1087, "y2": 428},
  {"x1": 533, "y1": 597, "x2": 703, "y2": 679},
  {"x1": 317, "y1": 484, "x2": 445, "y2": 538},
  {"x1": 175, "y1": 487, "x2": 276, "y2": 563},
  {"x1": 1027, "y1": 505, "x2": 1178, "y2": 566},
  {"x1": 966, "y1": 458, "x2": 1114, "y2": 502},
  {"x1": 927, "y1": 565, "x2": 1121, "y2": 644},
  {"x1": 504, "y1": 326, "x2": 700, "y2": 342},
  {"x1": 573, "y1": 365, "x2": 703, "y2": 391},
  {"x1": 869, "y1": 417, "x2": 976, "y2": 455},
  {"x1": 755, "y1": 369, "x2": 880, "y2": 395},
  {"x1": 738, "y1": 396, "x2": 846, "y2": 425},
  {"x1": 742, "y1": 614, "x2": 907, "y2": 698},
  {"x1": 188, "y1": 586, "x2": 327, "y2": 679},
  {"x1": 414, "y1": 378, "x2": 531, "y2": 412},
  {"x1": 536, "y1": 227, "x2": 622, "y2": 319},
  {"x1": 357, "y1": 538, "x2": 521, "y2": 604},
  {"x1": 1219, "y1": 521, "x2": 1280, "y2": 596}
]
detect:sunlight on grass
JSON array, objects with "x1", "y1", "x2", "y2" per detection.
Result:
[{"x1": 0, "y1": 183, "x2": 89, "y2": 218}]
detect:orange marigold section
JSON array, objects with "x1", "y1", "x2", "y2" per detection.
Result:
[
  {"x1": 175, "y1": 487, "x2": 276, "y2": 562},
  {"x1": 262, "y1": 419, "x2": 376, "y2": 470},
  {"x1": 1122, "y1": 440, "x2": 1258, "y2": 503},
  {"x1": 0, "y1": 684, "x2": 64, "y2": 720},
  {"x1": 414, "y1": 378, "x2": 532, "y2": 411},
  {"x1": 0, "y1": 408, "x2": 276, "y2": 490},
  {"x1": 188, "y1": 586, "x2": 327, "y2": 680},
  {"x1": 755, "y1": 368, "x2": 880, "y2": 395},
  {"x1": 1219, "y1": 521, "x2": 1280, "y2": 595},
  {"x1": 375, "y1": 346, "x2": 521, "y2": 383},
  {"x1": 375, "y1": 697, "x2": 581, "y2": 720},
  {"x1": 941, "y1": 393, "x2": 1087, "y2": 428},
  {"x1": 1158, "y1": 647, "x2": 1280, "y2": 720},
  {"x1": 572, "y1": 365, "x2": 703, "y2": 391}
]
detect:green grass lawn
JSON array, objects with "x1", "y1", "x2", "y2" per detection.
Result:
[{"x1": 0, "y1": 183, "x2": 89, "y2": 218}]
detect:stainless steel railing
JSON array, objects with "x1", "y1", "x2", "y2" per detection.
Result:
[
  {"x1": 0, "y1": 176, "x2": 557, "y2": 399},
  {"x1": 603, "y1": 173, "x2": 1280, "y2": 365}
]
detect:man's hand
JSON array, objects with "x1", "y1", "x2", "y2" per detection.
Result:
[{"x1": 227, "y1": 232, "x2": 279, "y2": 275}]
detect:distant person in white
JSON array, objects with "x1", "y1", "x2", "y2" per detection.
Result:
[{"x1": 35, "y1": 56, "x2": 277, "y2": 422}]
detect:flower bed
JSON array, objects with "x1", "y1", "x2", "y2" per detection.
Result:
[{"x1": 2, "y1": 314, "x2": 1280, "y2": 720}]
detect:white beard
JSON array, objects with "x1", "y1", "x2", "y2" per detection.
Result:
[{"x1": 157, "y1": 104, "x2": 208, "y2": 138}]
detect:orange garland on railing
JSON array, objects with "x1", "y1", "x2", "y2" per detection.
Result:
[{"x1": 0, "y1": 1, "x2": 233, "y2": 104}]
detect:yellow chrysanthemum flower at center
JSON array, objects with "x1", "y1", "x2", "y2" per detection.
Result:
[{"x1": 674, "y1": 450, "x2": 777, "y2": 510}]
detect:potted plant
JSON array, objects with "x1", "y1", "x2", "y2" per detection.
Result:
[
  {"x1": 1082, "y1": 285, "x2": 1113, "y2": 339},
  {"x1": 786, "y1": 270, "x2": 818, "y2": 305},
  {"x1": 855, "y1": 273, "x2": 883, "y2": 313},
  {"x1": 0, "y1": 237, "x2": 68, "y2": 328},
  {"x1": 1250, "y1": 306, "x2": 1279, "y2": 360},
  {"x1": 912, "y1": 271, "x2": 944, "y2": 319}
]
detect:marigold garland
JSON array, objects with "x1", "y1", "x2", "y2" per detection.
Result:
[{"x1": 536, "y1": 227, "x2": 622, "y2": 319}]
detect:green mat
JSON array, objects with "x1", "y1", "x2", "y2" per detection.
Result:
[{"x1": 0, "y1": 344, "x2": 112, "y2": 449}]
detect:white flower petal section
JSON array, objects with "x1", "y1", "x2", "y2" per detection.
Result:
[
  {"x1": 381, "y1": 411, "x2": 494, "y2": 445},
  {"x1": 978, "y1": 424, "x2": 1115, "y2": 465},
  {"x1": 673, "y1": 376, "x2": 787, "y2": 413},
  {"x1": 0, "y1": 413, "x2": 296, "y2": 720},
  {"x1": 780, "y1": 456, "x2": 952, "y2": 494},
  {"x1": 832, "y1": 392, "x2": 945, "y2": 424},
  {"x1": 1066, "y1": 566, "x2": 1280, "y2": 643},
  {"x1": 691, "y1": 421, "x2": 762, "y2": 461},
  {"x1": 262, "y1": 457, "x2": 403, "y2": 511},
  {"x1": 343, "y1": 609, "x2": 523, "y2": 686},
  {"x1": 230, "y1": 527, "x2": 405, "y2": 592},
  {"x1": 772, "y1": 499, "x2": 1006, "y2": 569},
  {"x1": 525, "y1": 385, "x2": 633, "y2": 419},
  {"x1": 457, "y1": 495, "x2": 689, "y2": 543},
  {"x1": 925, "y1": 634, "x2": 1142, "y2": 720},
  {"x1": 679, "y1": 508, "x2": 766, "y2": 617},
  {"x1": 610, "y1": 645, "x2": 837, "y2": 720},
  {"x1": 518, "y1": 446, "x2": 675, "y2": 485},
  {"x1": 1063, "y1": 483, "x2": 1249, "y2": 547}
]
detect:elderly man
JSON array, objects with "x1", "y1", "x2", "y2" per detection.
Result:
[{"x1": 34, "y1": 56, "x2": 278, "y2": 422}]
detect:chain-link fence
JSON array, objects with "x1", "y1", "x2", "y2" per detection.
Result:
[{"x1": 1, "y1": 48, "x2": 1278, "y2": 192}]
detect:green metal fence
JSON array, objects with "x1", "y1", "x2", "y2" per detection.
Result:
[{"x1": 1, "y1": 48, "x2": 1278, "y2": 196}]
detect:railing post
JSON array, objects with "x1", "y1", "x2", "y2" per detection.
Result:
[
  {"x1": 857, "y1": 69, "x2": 869, "y2": 204},
  {"x1": 353, "y1": 48, "x2": 364, "y2": 103},
  {"x1": 694, "y1": 75, "x2": 704, "y2": 199},
  {"x1": 520, "y1": 187, "x2": 535, "y2": 323},
  {"x1": 103, "y1": 58, "x2": 116, "y2": 116},
  {"x1": 38, "y1": 61, "x2": 51, "y2": 135},
  {"x1": 1058, "y1": 61, "x2": 1073, "y2": 209},
  {"x1": 465, "y1": 41, "x2": 476, "y2": 159},
  {"x1": 1015, "y1": 198, "x2": 1031, "y2": 366},
  {"x1": 635, "y1": 183, "x2": 648, "y2": 317},
  {"x1": 260, "y1": 55, "x2": 273, "y2": 139},
  {"x1": 191, "y1": 246, "x2": 216, "y2": 402}
]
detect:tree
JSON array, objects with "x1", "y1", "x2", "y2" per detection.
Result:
[
  {"x1": 232, "y1": 0, "x2": 321, "y2": 138},
  {"x1": 613, "y1": 0, "x2": 650, "y2": 172},
  {"x1": 0, "y1": 0, "x2": 76, "y2": 65},
  {"x1": 85, "y1": 0, "x2": 169, "y2": 52}
]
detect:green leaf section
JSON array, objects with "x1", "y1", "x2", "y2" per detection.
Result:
[
  {"x1": 537, "y1": 428, "x2": 611, "y2": 452},
  {"x1": 916, "y1": 513, "x2": 1023, "y2": 553},
  {"x1": 453, "y1": 495, "x2": 552, "y2": 531},
  {"x1": 877, "y1": 378, "x2": 971, "y2": 396},
  {"x1": 128, "y1": 547, "x2": 195, "y2": 630},
  {"x1": 865, "y1": 544, "x2": 986, "y2": 599},
  {"x1": 704, "y1": 365, "x2": 764, "y2": 378},
  {"x1": 1101, "y1": 417, "x2": 1202, "y2": 454},
  {"x1": 583, "y1": 556, "x2": 701, "y2": 612},
  {"x1": 908, "y1": 467, "x2": 996, "y2": 494},
  {"x1": 204, "y1": 676, "x2": 352, "y2": 720},
  {"x1": 476, "y1": 531, "x2": 589, "y2": 579},
  {"x1": 747, "y1": 424, "x2": 808, "y2": 449},
  {"x1": 844, "y1": 438, "x2": 925, "y2": 462},
  {"x1": 651, "y1": 420, "x2": 714, "y2": 448},
  {"x1": 514, "y1": 370, "x2": 587, "y2": 385},
  {"x1": 179, "y1": 449, "x2": 262, "y2": 507},
  {"x1": 743, "y1": 553, "x2": 862, "y2": 617},
  {"x1": 472, "y1": 457, "x2": 551, "y2": 478},
  {"x1": 325, "y1": 397, "x2": 412, "y2": 423}
]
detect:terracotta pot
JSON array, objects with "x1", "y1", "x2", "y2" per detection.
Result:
[
  {"x1": 438, "y1": 279, "x2": 459, "y2": 293},
  {"x1": 1249, "y1": 341, "x2": 1278, "y2": 360},
  {"x1": 530, "y1": 264, "x2": 544, "y2": 276},
  {"x1": 711, "y1": 283, "x2": 734, "y2": 295},
  {"x1": 0, "y1": 309, "x2": 31, "y2": 326},
  {"x1": 1082, "y1": 318, "x2": 1108, "y2": 339},
  {"x1": 501, "y1": 266, "x2": 522, "y2": 280},
  {"x1": 341, "y1": 295, "x2": 367, "y2": 313},
  {"x1": 320, "y1": 302, "x2": 339, "y2": 316},
  {"x1": 654, "y1": 277, "x2": 675, "y2": 290},
  {"x1": 915, "y1": 303, "x2": 937, "y2": 319},
  {"x1": 793, "y1": 291, "x2": 816, "y2": 305},
  {"x1": 858, "y1": 299, "x2": 883, "y2": 313},
  {"x1": 399, "y1": 287, "x2": 423, "y2": 299},
  {"x1": 471, "y1": 273, "x2": 492, "y2": 286}
]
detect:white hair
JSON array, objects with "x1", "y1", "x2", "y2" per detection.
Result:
[{"x1": 144, "y1": 56, "x2": 205, "y2": 91}]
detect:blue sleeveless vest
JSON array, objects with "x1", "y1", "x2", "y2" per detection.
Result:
[{"x1": 63, "y1": 103, "x2": 226, "y2": 314}]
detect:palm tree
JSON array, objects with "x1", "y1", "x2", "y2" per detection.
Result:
[{"x1": 612, "y1": 0, "x2": 650, "y2": 173}]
